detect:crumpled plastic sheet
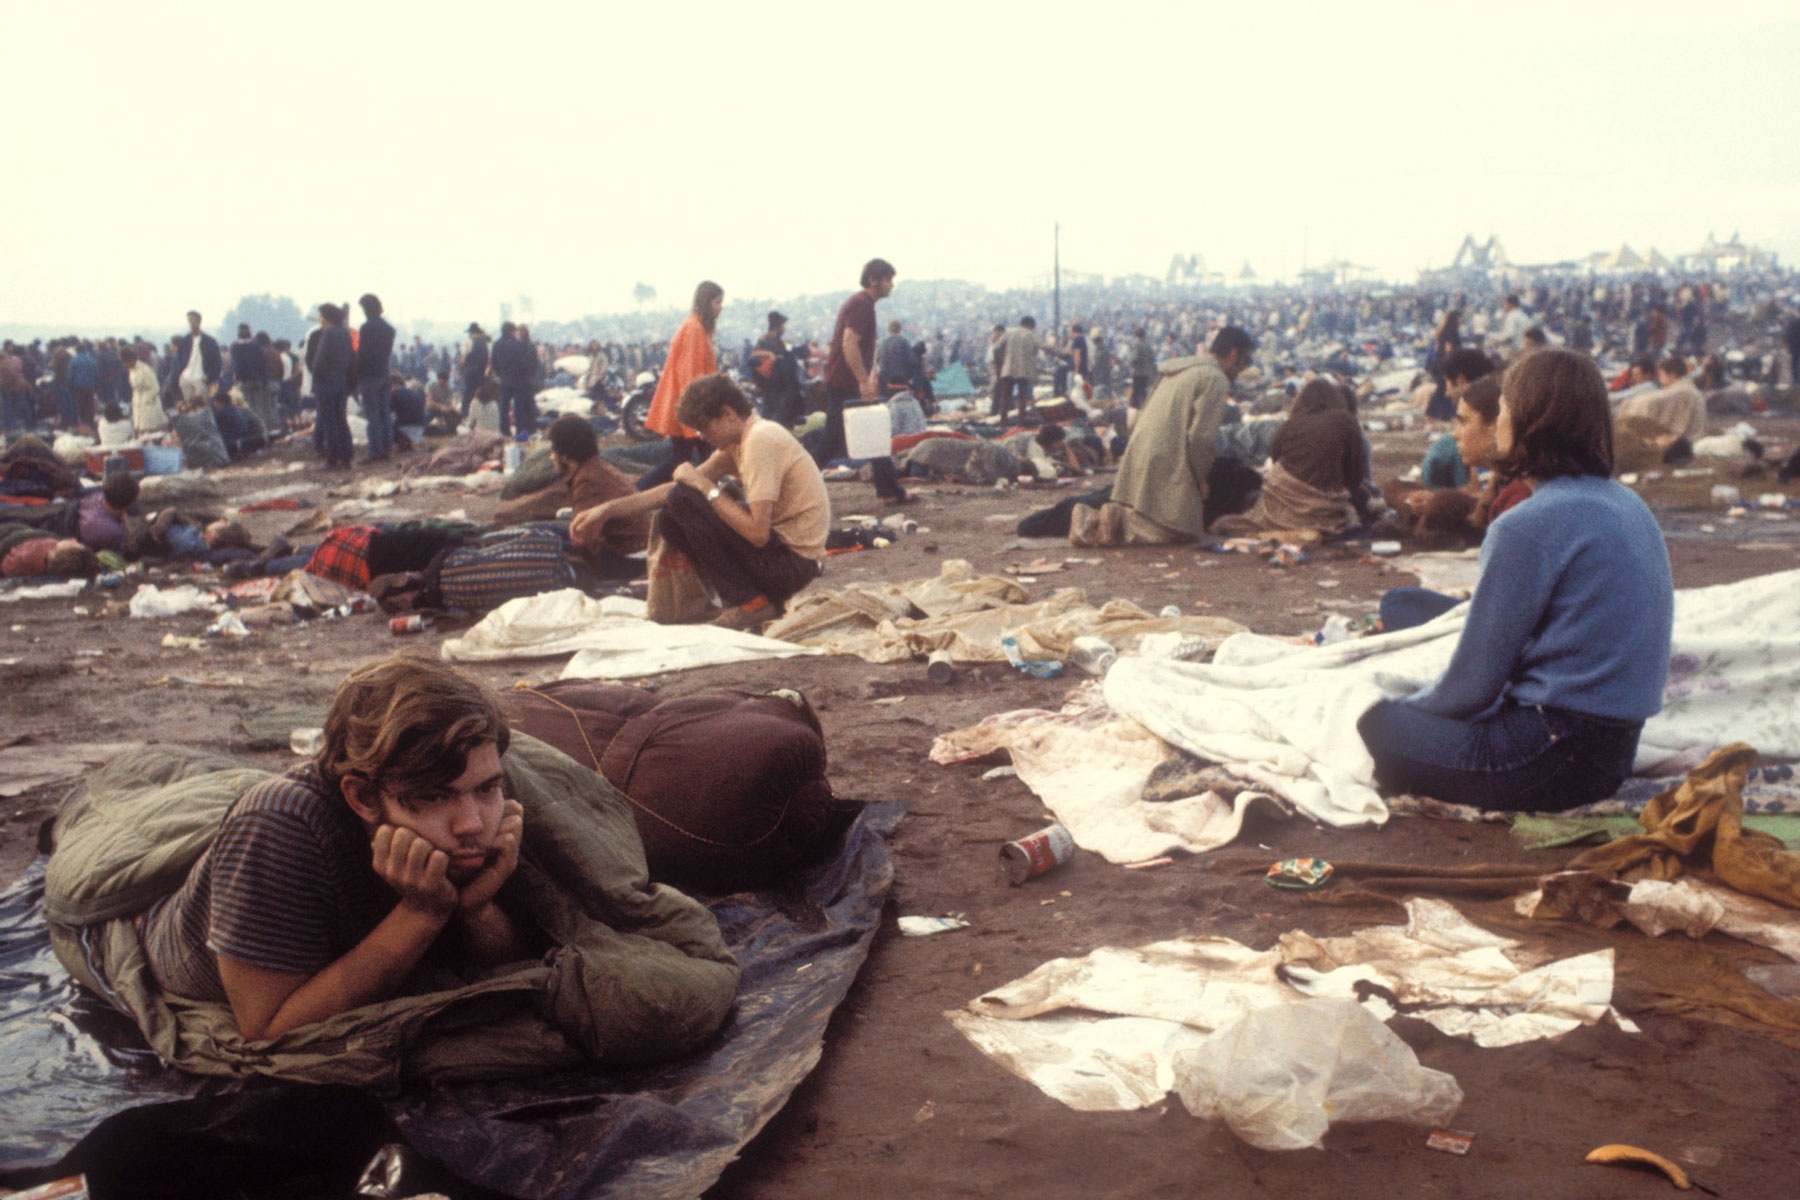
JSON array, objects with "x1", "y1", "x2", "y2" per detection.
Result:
[
  {"x1": 931, "y1": 683, "x2": 1291, "y2": 863},
  {"x1": 439, "y1": 589, "x2": 823, "y2": 678},
  {"x1": 127, "y1": 584, "x2": 223, "y2": 619},
  {"x1": 762, "y1": 558, "x2": 1244, "y2": 666},
  {"x1": 1104, "y1": 567, "x2": 1800, "y2": 828},
  {"x1": 0, "y1": 803, "x2": 901, "y2": 1200},
  {"x1": 0, "y1": 580, "x2": 88, "y2": 604},
  {"x1": 948, "y1": 898, "x2": 1623, "y2": 1113}
]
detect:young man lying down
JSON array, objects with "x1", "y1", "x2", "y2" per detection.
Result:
[
  {"x1": 95, "y1": 654, "x2": 737, "y2": 1072},
  {"x1": 137, "y1": 657, "x2": 530, "y2": 1037}
]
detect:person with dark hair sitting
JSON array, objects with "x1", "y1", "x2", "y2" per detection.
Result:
[
  {"x1": 571, "y1": 374, "x2": 828, "y2": 630},
  {"x1": 495, "y1": 414, "x2": 648, "y2": 579},
  {"x1": 1357, "y1": 349, "x2": 1673, "y2": 812},
  {"x1": 210, "y1": 387, "x2": 268, "y2": 460}
]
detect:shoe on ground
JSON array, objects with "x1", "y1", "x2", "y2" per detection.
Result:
[{"x1": 711, "y1": 598, "x2": 778, "y2": 632}]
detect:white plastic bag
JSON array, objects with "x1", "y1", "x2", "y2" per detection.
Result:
[
  {"x1": 128, "y1": 584, "x2": 221, "y2": 619},
  {"x1": 1173, "y1": 998, "x2": 1462, "y2": 1150}
]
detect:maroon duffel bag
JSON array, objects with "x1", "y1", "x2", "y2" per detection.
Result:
[{"x1": 504, "y1": 679, "x2": 857, "y2": 892}]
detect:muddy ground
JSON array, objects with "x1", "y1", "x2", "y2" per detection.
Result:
[{"x1": 4, "y1": 418, "x2": 1800, "y2": 1199}]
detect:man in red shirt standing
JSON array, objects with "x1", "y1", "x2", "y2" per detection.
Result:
[{"x1": 821, "y1": 258, "x2": 909, "y2": 505}]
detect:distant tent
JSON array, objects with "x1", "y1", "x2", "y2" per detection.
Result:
[
  {"x1": 933, "y1": 362, "x2": 975, "y2": 397},
  {"x1": 1601, "y1": 244, "x2": 1643, "y2": 271},
  {"x1": 1646, "y1": 247, "x2": 1673, "y2": 271}
]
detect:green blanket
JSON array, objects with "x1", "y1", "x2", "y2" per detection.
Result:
[{"x1": 44, "y1": 735, "x2": 739, "y2": 1088}]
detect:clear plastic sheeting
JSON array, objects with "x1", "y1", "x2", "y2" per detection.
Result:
[
  {"x1": 950, "y1": 898, "x2": 1622, "y2": 1115},
  {"x1": 0, "y1": 804, "x2": 900, "y2": 1200},
  {"x1": 1173, "y1": 999, "x2": 1464, "y2": 1151}
]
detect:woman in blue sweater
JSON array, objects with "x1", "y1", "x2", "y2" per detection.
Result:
[{"x1": 1357, "y1": 349, "x2": 1674, "y2": 812}]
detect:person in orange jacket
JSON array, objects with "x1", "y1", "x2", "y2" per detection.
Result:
[{"x1": 639, "y1": 281, "x2": 723, "y2": 488}]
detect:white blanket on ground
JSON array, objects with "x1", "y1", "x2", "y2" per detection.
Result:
[
  {"x1": 948, "y1": 898, "x2": 1621, "y2": 1112},
  {"x1": 439, "y1": 588, "x2": 822, "y2": 677},
  {"x1": 1104, "y1": 568, "x2": 1800, "y2": 828}
]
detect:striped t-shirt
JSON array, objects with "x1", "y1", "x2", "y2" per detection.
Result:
[{"x1": 140, "y1": 764, "x2": 394, "y2": 1003}]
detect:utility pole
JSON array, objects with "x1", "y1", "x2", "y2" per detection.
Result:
[{"x1": 1053, "y1": 222, "x2": 1061, "y2": 343}]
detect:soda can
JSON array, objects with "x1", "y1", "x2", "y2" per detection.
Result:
[
  {"x1": 347, "y1": 596, "x2": 379, "y2": 614},
  {"x1": 390, "y1": 614, "x2": 429, "y2": 635},
  {"x1": 926, "y1": 649, "x2": 956, "y2": 684},
  {"x1": 999, "y1": 822, "x2": 1076, "y2": 886}
]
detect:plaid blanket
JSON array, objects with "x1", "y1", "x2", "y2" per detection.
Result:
[{"x1": 303, "y1": 524, "x2": 375, "y2": 589}]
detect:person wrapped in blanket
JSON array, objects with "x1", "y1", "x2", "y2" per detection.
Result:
[
  {"x1": 1209, "y1": 378, "x2": 1370, "y2": 539},
  {"x1": 128, "y1": 654, "x2": 738, "y2": 1054},
  {"x1": 1357, "y1": 350, "x2": 1674, "y2": 813}
]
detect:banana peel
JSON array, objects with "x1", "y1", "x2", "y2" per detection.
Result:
[{"x1": 1585, "y1": 1144, "x2": 1691, "y2": 1190}]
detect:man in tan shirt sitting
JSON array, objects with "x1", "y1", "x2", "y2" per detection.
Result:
[{"x1": 571, "y1": 374, "x2": 830, "y2": 630}]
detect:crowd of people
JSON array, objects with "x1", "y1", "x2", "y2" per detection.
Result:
[{"x1": 5, "y1": 252, "x2": 1800, "y2": 1145}]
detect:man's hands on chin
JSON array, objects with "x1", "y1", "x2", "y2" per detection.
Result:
[
  {"x1": 369, "y1": 798, "x2": 525, "y2": 924},
  {"x1": 371, "y1": 824, "x2": 458, "y2": 919}
]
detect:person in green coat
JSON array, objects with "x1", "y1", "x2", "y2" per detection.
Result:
[{"x1": 1073, "y1": 326, "x2": 1255, "y2": 545}]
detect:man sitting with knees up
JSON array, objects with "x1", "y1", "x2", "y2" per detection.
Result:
[{"x1": 570, "y1": 373, "x2": 829, "y2": 630}]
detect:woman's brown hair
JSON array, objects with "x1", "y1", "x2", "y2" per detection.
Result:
[
  {"x1": 319, "y1": 653, "x2": 509, "y2": 811},
  {"x1": 1494, "y1": 349, "x2": 1612, "y2": 481},
  {"x1": 1460, "y1": 374, "x2": 1503, "y2": 424},
  {"x1": 692, "y1": 280, "x2": 724, "y2": 335}
]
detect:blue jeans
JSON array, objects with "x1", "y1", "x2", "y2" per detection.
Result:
[
  {"x1": 2, "y1": 392, "x2": 32, "y2": 435},
  {"x1": 1379, "y1": 587, "x2": 1463, "y2": 632},
  {"x1": 313, "y1": 386, "x2": 353, "y2": 468},
  {"x1": 1358, "y1": 698, "x2": 1641, "y2": 812},
  {"x1": 504, "y1": 383, "x2": 537, "y2": 437},
  {"x1": 360, "y1": 379, "x2": 394, "y2": 460}
]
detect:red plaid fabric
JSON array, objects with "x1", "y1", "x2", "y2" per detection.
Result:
[{"x1": 304, "y1": 524, "x2": 375, "y2": 589}]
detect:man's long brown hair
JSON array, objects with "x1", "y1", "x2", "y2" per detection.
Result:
[{"x1": 319, "y1": 653, "x2": 509, "y2": 812}]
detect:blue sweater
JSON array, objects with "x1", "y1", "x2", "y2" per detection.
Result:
[{"x1": 1405, "y1": 475, "x2": 1672, "y2": 722}]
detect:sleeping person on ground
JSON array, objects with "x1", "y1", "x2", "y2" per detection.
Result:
[{"x1": 1356, "y1": 349, "x2": 1674, "y2": 812}]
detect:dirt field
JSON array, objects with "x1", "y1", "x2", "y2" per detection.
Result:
[{"x1": 5, "y1": 420, "x2": 1800, "y2": 1199}]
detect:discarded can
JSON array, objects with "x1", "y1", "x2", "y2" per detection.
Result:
[
  {"x1": 390, "y1": 614, "x2": 429, "y2": 635},
  {"x1": 1370, "y1": 540, "x2": 1402, "y2": 555},
  {"x1": 290, "y1": 727, "x2": 325, "y2": 756},
  {"x1": 926, "y1": 649, "x2": 956, "y2": 684},
  {"x1": 1758, "y1": 493, "x2": 1788, "y2": 509},
  {"x1": 347, "y1": 595, "x2": 378, "y2": 614},
  {"x1": 1000, "y1": 823, "x2": 1076, "y2": 885},
  {"x1": 96, "y1": 571, "x2": 124, "y2": 588},
  {"x1": 881, "y1": 514, "x2": 919, "y2": 534},
  {"x1": 1710, "y1": 485, "x2": 1740, "y2": 506},
  {"x1": 1067, "y1": 635, "x2": 1117, "y2": 676},
  {"x1": 1158, "y1": 604, "x2": 1182, "y2": 618}
]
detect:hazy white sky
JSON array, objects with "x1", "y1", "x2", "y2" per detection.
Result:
[{"x1": 8, "y1": 0, "x2": 1798, "y2": 331}]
